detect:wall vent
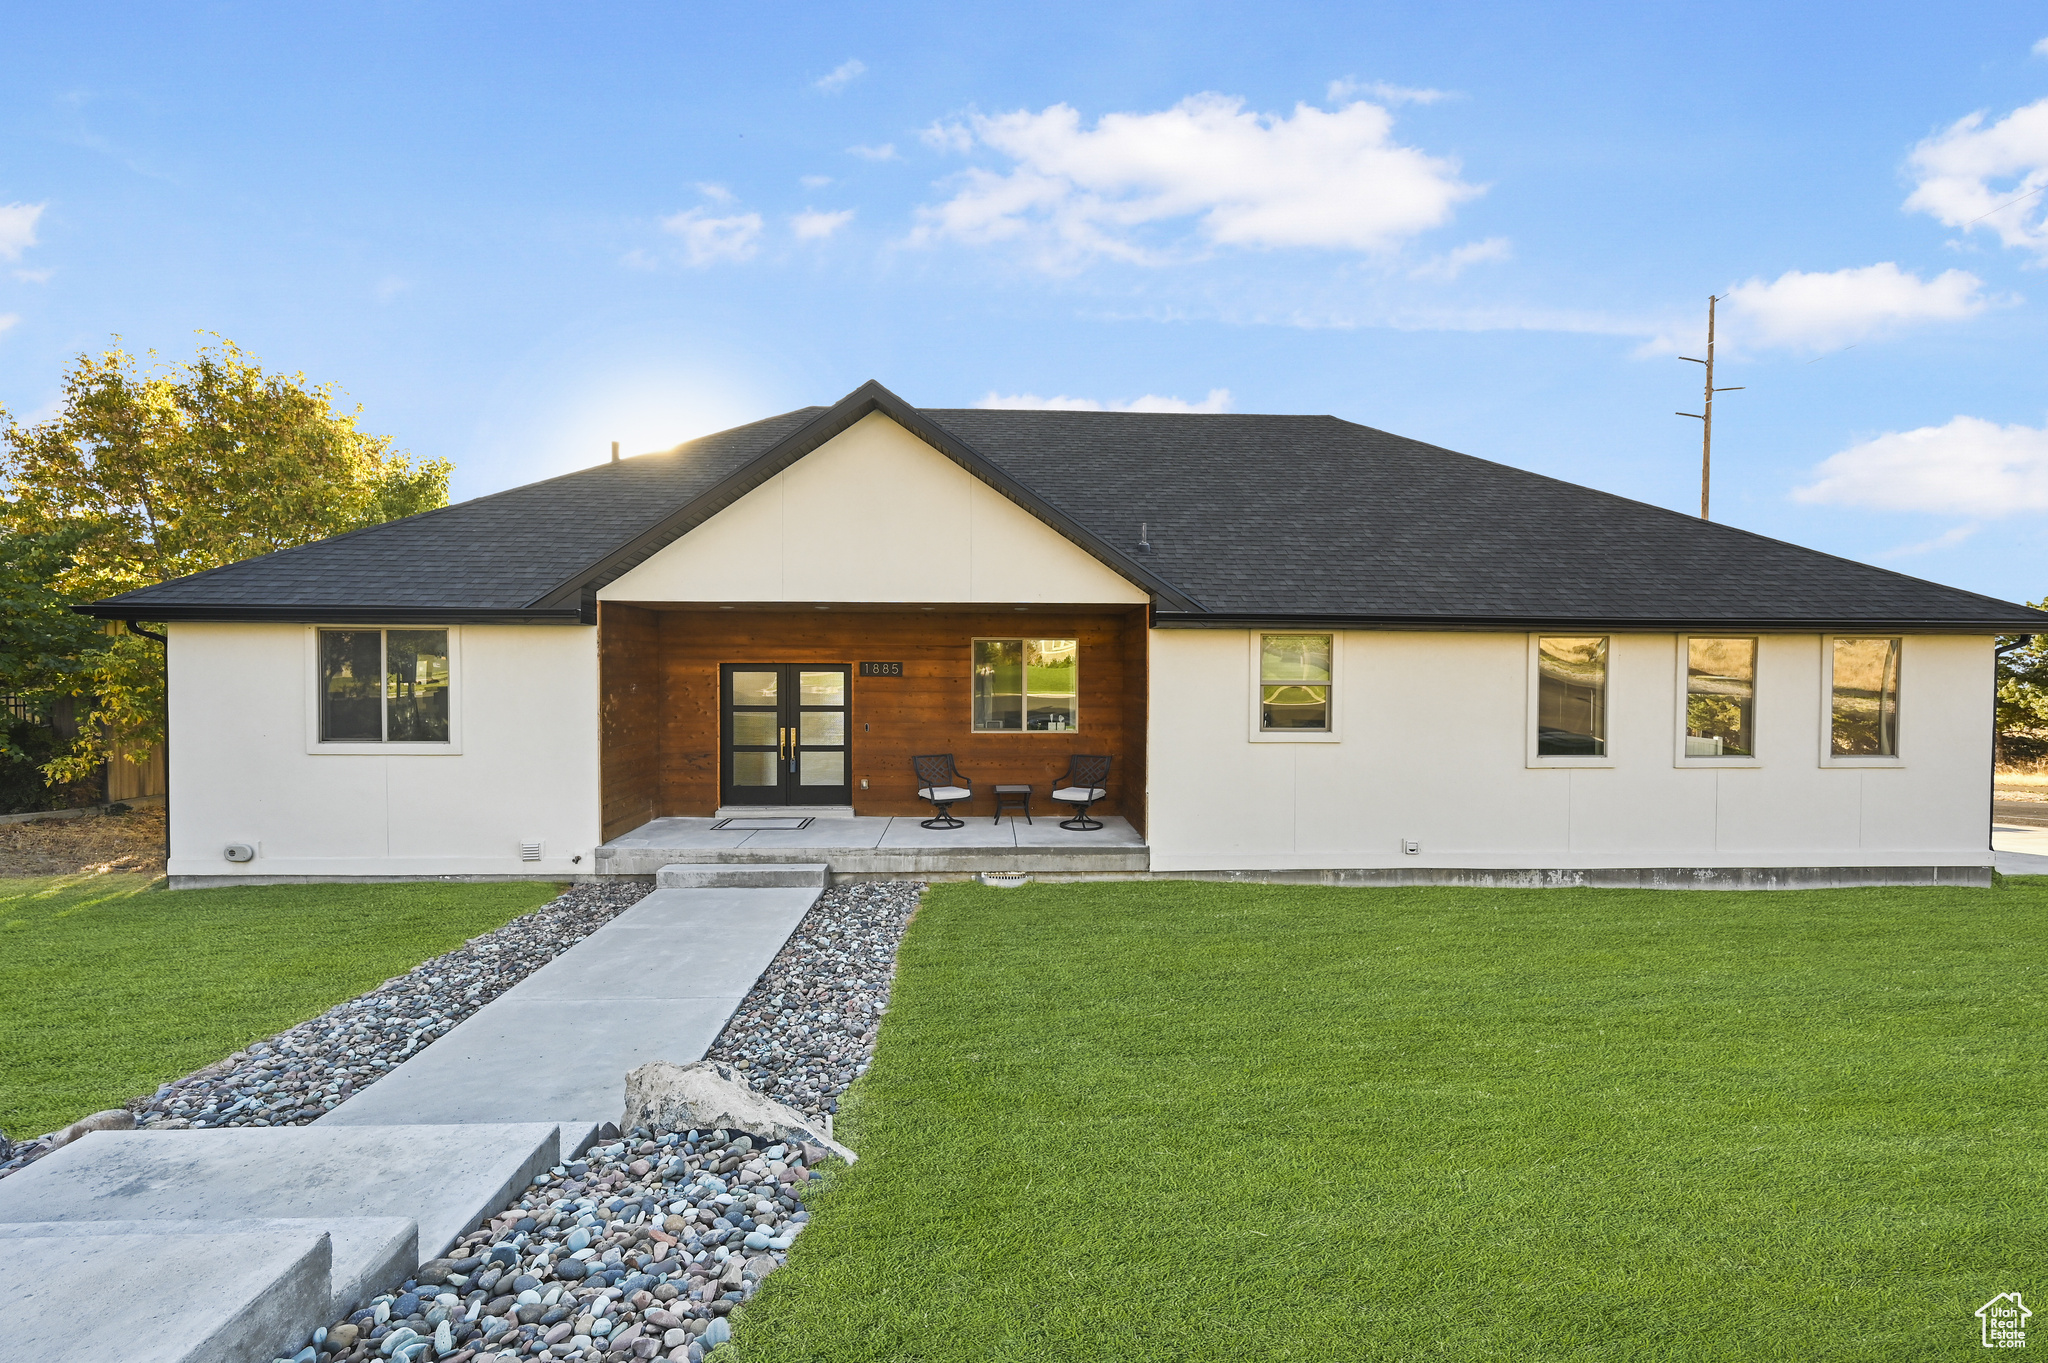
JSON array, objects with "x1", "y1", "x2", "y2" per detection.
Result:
[{"x1": 519, "y1": 839, "x2": 544, "y2": 862}]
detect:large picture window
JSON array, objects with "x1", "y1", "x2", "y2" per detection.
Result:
[
  {"x1": 971, "y1": 638, "x2": 1078, "y2": 731},
  {"x1": 1684, "y1": 637, "x2": 1756, "y2": 758},
  {"x1": 1259, "y1": 634, "x2": 1332, "y2": 731},
  {"x1": 1830, "y1": 636, "x2": 1900, "y2": 758},
  {"x1": 319, "y1": 628, "x2": 451, "y2": 742},
  {"x1": 1536, "y1": 636, "x2": 1607, "y2": 757}
]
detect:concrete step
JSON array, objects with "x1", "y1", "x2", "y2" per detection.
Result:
[
  {"x1": 321, "y1": 886, "x2": 819, "y2": 1129},
  {"x1": 0, "y1": 1122, "x2": 564, "y2": 1264},
  {"x1": 0, "y1": 1216, "x2": 415, "y2": 1322},
  {"x1": 657, "y1": 862, "x2": 829, "y2": 888},
  {"x1": 0, "y1": 1224, "x2": 331, "y2": 1363}
]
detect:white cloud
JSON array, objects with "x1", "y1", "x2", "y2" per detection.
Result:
[
  {"x1": 909, "y1": 93, "x2": 1479, "y2": 270},
  {"x1": 1876, "y1": 522, "x2": 1980, "y2": 559},
  {"x1": 1410, "y1": 236, "x2": 1512, "y2": 280},
  {"x1": 2034, "y1": 36, "x2": 2048, "y2": 57},
  {"x1": 696, "y1": 182, "x2": 735, "y2": 203},
  {"x1": 15, "y1": 267, "x2": 52, "y2": 283},
  {"x1": 921, "y1": 121, "x2": 974, "y2": 154},
  {"x1": 814, "y1": 59, "x2": 866, "y2": 93},
  {"x1": 660, "y1": 207, "x2": 764, "y2": 265},
  {"x1": 1716, "y1": 263, "x2": 1991, "y2": 352},
  {"x1": 0, "y1": 202, "x2": 46, "y2": 262},
  {"x1": 800, "y1": 175, "x2": 833, "y2": 188},
  {"x1": 975, "y1": 387, "x2": 1232, "y2": 413},
  {"x1": 1326, "y1": 78, "x2": 1447, "y2": 105},
  {"x1": 1905, "y1": 98, "x2": 2048, "y2": 257},
  {"x1": 1793, "y1": 415, "x2": 2048, "y2": 515},
  {"x1": 847, "y1": 143, "x2": 898, "y2": 161},
  {"x1": 791, "y1": 208, "x2": 855, "y2": 240},
  {"x1": 373, "y1": 275, "x2": 410, "y2": 302},
  {"x1": 0, "y1": 313, "x2": 18, "y2": 335}
]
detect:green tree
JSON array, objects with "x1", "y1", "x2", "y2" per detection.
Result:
[
  {"x1": 1997, "y1": 606, "x2": 2048, "y2": 766},
  {"x1": 0, "y1": 336, "x2": 451, "y2": 788}
]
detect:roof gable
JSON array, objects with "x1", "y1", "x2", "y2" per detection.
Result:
[{"x1": 597, "y1": 409, "x2": 1150, "y2": 605}]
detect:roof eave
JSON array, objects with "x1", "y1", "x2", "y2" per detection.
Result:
[
  {"x1": 1151, "y1": 610, "x2": 2048, "y2": 633},
  {"x1": 71, "y1": 602, "x2": 586, "y2": 626}
]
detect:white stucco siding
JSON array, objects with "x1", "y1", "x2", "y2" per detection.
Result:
[
  {"x1": 1145, "y1": 629, "x2": 1993, "y2": 872},
  {"x1": 166, "y1": 622, "x2": 600, "y2": 880},
  {"x1": 597, "y1": 412, "x2": 1149, "y2": 605}
]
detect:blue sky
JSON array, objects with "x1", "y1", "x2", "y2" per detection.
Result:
[{"x1": 5, "y1": 2, "x2": 2048, "y2": 601}]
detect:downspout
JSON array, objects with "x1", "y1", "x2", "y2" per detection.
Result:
[{"x1": 125, "y1": 620, "x2": 169, "y2": 878}]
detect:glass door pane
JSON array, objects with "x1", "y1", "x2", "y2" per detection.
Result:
[
  {"x1": 794, "y1": 667, "x2": 852, "y2": 796},
  {"x1": 723, "y1": 667, "x2": 785, "y2": 803}
]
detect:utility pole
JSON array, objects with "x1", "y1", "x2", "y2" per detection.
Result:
[{"x1": 1677, "y1": 295, "x2": 1744, "y2": 520}]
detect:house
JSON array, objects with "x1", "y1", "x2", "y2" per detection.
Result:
[{"x1": 79, "y1": 380, "x2": 2048, "y2": 889}]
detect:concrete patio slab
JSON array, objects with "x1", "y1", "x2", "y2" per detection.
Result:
[
  {"x1": 875, "y1": 816, "x2": 1017, "y2": 850},
  {"x1": 1012, "y1": 815, "x2": 1146, "y2": 848},
  {"x1": 0, "y1": 1216, "x2": 415, "y2": 1320},
  {"x1": 0, "y1": 1122, "x2": 563, "y2": 1261},
  {"x1": 319, "y1": 886, "x2": 817, "y2": 1130},
  {"x1": 737, "y1": 821, "x2": 890, "y2": 849},
  {"x1": 0, "y1": 1226, "x2": 330, "y2": 1363}
]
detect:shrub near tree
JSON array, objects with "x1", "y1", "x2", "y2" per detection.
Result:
[{"x1": 0, "y1": 336, "x2": 450, "y2": 801}]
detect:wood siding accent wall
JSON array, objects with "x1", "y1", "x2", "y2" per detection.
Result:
[
  {"x1": 653, "y1": 608, "x2": 1147, "y2": 819},
  {"x1": 599, "y1": 603, "x2": 662, "y2": 841}
]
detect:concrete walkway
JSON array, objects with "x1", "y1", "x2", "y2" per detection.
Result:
[
  {"x1": 319, "y1": 882, "x2": 819, "y2": 1130},
  {"x1": 0, "y1": 872, "x2": 824, "y2": 1356},
  {"x1": 1995, "y1": 823, "x2": 2048, "y2": 875}
]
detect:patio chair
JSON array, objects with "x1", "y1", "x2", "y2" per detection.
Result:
[
  {"x1": 912, "y1": 754, "x2": 973, "y2": 829},
  {"x1": 1051, "y1": 754, "x2": 1113, "y2": 831}
]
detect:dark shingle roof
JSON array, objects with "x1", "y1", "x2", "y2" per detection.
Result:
[{"x1": 81, "y1": 381, "x2": 2048, "y2": 632}]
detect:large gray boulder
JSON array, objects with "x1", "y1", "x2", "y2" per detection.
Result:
[{"x1": 620, "y1": 1061, "x2": 855, "y2": 1163}]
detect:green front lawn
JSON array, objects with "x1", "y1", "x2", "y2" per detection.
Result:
[
  {"x1": 0, "y1": 874, "x2": 559, "y2": 1141},
  {"x1": 743, "y1": 878, "x2": 2048, "y2": 1361}
]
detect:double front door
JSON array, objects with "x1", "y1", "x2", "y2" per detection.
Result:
[{"x1": 720, "y1": 664, "x2": 853, "y2": 807}]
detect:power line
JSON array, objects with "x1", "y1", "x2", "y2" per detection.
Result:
[{"x1": 1961, "y1": 183, "x2": 2047, "y2": 229}]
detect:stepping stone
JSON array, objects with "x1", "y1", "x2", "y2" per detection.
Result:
[
  {"x1": 0, "y1": 1224, "x2": 330, "y2": 1363},
  {"x1": 0, "y1": 1217, "x2": 414, "y2": 1321},
  {"x1": 0, "y1": 1122, "x2": 564, "y2": 1261}
]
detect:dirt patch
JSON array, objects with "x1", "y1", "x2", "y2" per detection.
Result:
[{"x1": 0, "y1": 804, "x2": 166, "y2": 877}]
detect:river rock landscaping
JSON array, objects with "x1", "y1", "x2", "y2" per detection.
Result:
[
  {"x1": 277, "y1": 1126, "x2": 830, "y2": 1363},
  {"x1": 0, "y1": 880, "x2": 651, "y2": 1180},
  {"x1": 700, "y1": 880, "x2": 920, "y2": 1119},
  {"x1": 265, "y1": 881, "x2": 922, "y2": 1362}
]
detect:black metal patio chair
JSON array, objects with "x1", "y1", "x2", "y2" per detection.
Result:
[
  {"x1": 1050, "y1": 754, "x2": 1113, "y2": 831},
  {"x1": 912, "y1": 754, "x2": 973, "y2": 829}
]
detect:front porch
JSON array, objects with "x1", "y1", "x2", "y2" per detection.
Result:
[{"x1": 595, "y1": 813, "x2": 1149, "y2": 879}]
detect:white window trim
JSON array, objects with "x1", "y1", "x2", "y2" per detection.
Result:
[
  {"x1": 1672, "y1": 635, "x2": 1763, "y2": 768},
  {"x1": 1818, "y1": 633, "x2": 1903, "y2": 768},
  {"x1": 304, "y1": 625, "x2": 464, "y2": 755},
  {"x1": 1248, "y1": 631, "x2": 1341, "y2": 743},
  {"x1": 1526, "y1": 633, "x2": 1613, "y2": 768}
]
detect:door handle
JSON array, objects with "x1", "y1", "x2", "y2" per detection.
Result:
[{"x1": 780, "y1": 727, "x2": 791, "y2": 759}]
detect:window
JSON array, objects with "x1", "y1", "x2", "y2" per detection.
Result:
[
  {"x1": 1829, "y1": 636, "x2": 1900, "y2": 758},
  {"x1": 1259, "y1": 634, "x2": 1332, "y2": 731},
  {"x1": 1683, "y1": 637, "x2": 1756, "y2": 758},
  {"x1": 1535, "y1": 636, "x2": 1607, "y2": 757},
  {"x1": 971, "y1": 638, "x2": 1078, "y2": 731},
  {"x1": 319, "y1": 628, "x2": 451, "y2": 742}
]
